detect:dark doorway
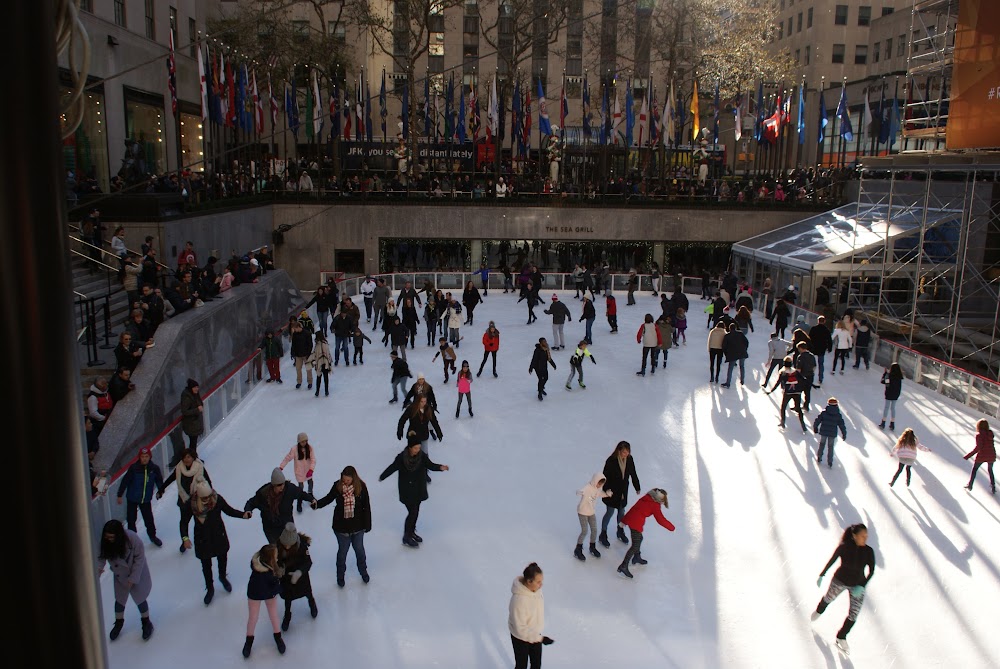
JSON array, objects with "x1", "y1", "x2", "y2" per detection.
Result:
[{"x1": 335, "y1": 249, "x2": 364, "y2": 275}]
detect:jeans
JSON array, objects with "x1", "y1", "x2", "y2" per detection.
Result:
[
  {"x1": 449, "y1": 327, "x2": 460, "y2": 346},
  {"x1": 334, "y1": 336, "x2": 350, "y2": 362},
  {"x1": 373, "y1": 306, "x2": 385, "y2": 329},
  {"x1": 882, "y1": 399, "x2": 897, "y2": 420},
  {"x1": 511, "y1": 635, "x2": 542, "y2": 669},
  {"x1": 817, "y1": 435, "x2": 837, "y2": 465},
  {"x1": 317, "y1": 310, "x2": 329, "y2": 335},
  {"x1": 335, "y1": 531, "x2": 367, "y2": 579},
  {"x1": 600, "y1": 503, "x2": 624, "y2": 535},
  {"x1": 403, "y1": 501, "x2": 421, "y2": 537},
  {"x1": 392, "y1": 343, "x2": 407, "y2": 361},
  {"x1": 816, "y1": 353, "x2": 826, "y2": 383},
  {"x1": 426, "y1": 319, "x2": 438, "y2": 345},
  {"x1": 392, "y1": 376, "x2": 408, "y2": 401},
  {"x1": 126, "y1": 501, "x2": 157, "y2": 537},
  {"x1": 456, "y1": 392, "x2": 472, "y2": 415},
  {"x1": 724, "y1": 359, "x2": 745, "y2": 385},
  {"x1": 853, "y1": 346, "x2": 870, "y2": 369},
  {"x1": 709, "y1": 349, "x2": 724, "y2": 380},
  {"x1": 363, "y1": 297, "x2": 374, "y2": 321},
  {"x1": 967, "y1": 462, "x2": 995, "y2": 490},
  {"x1": 584, "y1": 317, "x2": 594, "y2": 343}
]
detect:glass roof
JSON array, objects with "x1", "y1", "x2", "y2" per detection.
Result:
[{"x1": 732, "y1": 204, "x2": 963, "y2": 271}]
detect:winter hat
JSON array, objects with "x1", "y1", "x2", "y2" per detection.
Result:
[
  {"x1": 552, "y1": 294, "x2": 558, "y2": 301},
  {"x1": 827, "y1": 397, "x2": 839, "y2": 405},
  {"x1": 186, "y1": 378, "x2": 199, "y2": 389},
  {"x1": 390, "y1": 351, "x2": 398, "y2": 358},
  {"x1": 649, "y1": 488, "x2": 669, "y2": 507},
  {"x1": 788, "y1": 284, "x2": 795, "y2": 290},
  {"x1": 138, "y1": 447, "x2": 151, "y2": 457},
  {"x1": 417, "y1": 372, "x2": 425, "y2": 380},
  {"x1": 193, "y1": 480, "x2": 213, "y2": 499},
  {"x1": 278, "y1": 522, "x2": 299, "y2": 548},
  {"x1": 250, "y1": 258, "x2": 259, "y2": 266},
  {"x1": 297, "y1": 432, "x2": 308, "y2": 444},
  {"x1": 271, "y1": 467, "x2": 286, "y2": 486}
]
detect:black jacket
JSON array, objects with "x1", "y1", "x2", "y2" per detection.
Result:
[
  {"x1": 462, "y1": 288, "x2": 482, "y2": 309},
  {"x1": 332, "y1": 314, "x2": 355, "y2": 338},
  {"x1": 277, "y1": 535, "x2": 314, "y2": 601},
  {"x1": 391, "y1": 358, "x2": 412, "y2": 381},
  {"x1": 191, "y1": 494, "x2": 245, "y2": 560},
  {"x1": 109, "y1": 374, "x2": 133, "y2": 403},
  {"x1": 722, "y1": 330, "x2": 749, "y2": 362},
  {"x1": 528, "y1": 345, "x2": 556, "y2": 376},
  {"x1": 820, "y1": 541, "x2": 876, "y2": 587},
  {"x1": 398, "y1": 287, "x2": 422, "y2": 307},
  {"x1": 601, "y1": 454, "x2": 640, "y2": 509},
  {"x1": 397, "y1": 408, "x2": 443, "y2": 441},
  {"x1": 580, "y1": 300, "x2": 596, "y2": 321},
  {"x1": 403, "y1": 384, "x2": 438, "y2": 411},
  {"x1": 544, "y1": 301, "x2": 571, "y2": 324},
  {"x1": 388, "y1": 321, "x2": 409, "y2": 346},
  {"x1": 315, "y1": 482, "x2": 372, "y2": 534},
  {"x1": 290, "y1": 330, "x2": 313, "y2": 357},
  {"x1": 401, "y1": 305, "x2": 420, "y2": 328},
  {"x1": 244, "y1": 483, "x2": 315, "y2": 542},
  {"x1": 114, "y1": 342, "x2": 141, "y2": 373},
  {"x1": 881, "y1": 371, "x2": 902, "y2": 400},
  {"x1": 808, "y1": 324, "x2": 833, "y2": 354},
  {"x1": 379, "y1": 450, "x2": 444, "y2": 505},
  {"x1": 305, "y1": 291, "x2": 337, "y2": 314}
]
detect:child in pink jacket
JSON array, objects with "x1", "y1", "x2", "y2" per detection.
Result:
[
  {"x1": 279, "y1": 433, "x2": 316, "y2": 512},
  {"x1": 456, "y1": 360, "x2": 473, "y2": 419}
]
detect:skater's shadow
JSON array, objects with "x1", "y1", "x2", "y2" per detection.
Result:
[
  {"x1": 912, "y1": 464, "x2": 968, "y2": 525},
  {"x1": 891, "y1": 490, "x2": 975, "y2": 576},
  {"x1": 812, "y1": 632, "x2": 856, "y2": 669},
  {"x1": 709, "y1": 388, "x2": 761, "y2": 451},
  {"x1": 964, "y1": 491, "x2": 1000, "y2": 526},
  {"x1": 842, "y1": 415, "x2": 868, "y2": 457}
]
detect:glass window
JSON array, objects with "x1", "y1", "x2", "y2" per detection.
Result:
[
  {"x1": 179, "y1": 113, "x2": 203, "y2": 172},
  {"x1": 797, "y1": 12, "x2": 802, "y2": 32},
  {"x1": 292, "y1": 21, "x2": 309, "y2": 38},
  {"x1": 125, "y1": 97, "x2": 166, "y2": 176},
  {"x1": 835, "y1": 5, "x2": 848, "y2": 25},
  {"x1": 328, "y1": 22, "x2": 346, "y2": 43},
  {"x1": 778, "y1": 23, "x2": 783, "y2": 40},
  {"x1": 60, "y1": 88, "x2": 110, "y2": 193},
  {"x1": 873, "y1": 44, "x2": 880, "y2": 63},
  {"x1": 80, "y1": 0, "x2": 92, "y2": 12},
  {"x1": 145, "y1": 0, "x2": 156, "y2": 40},
  {"x1": 780, "y1": 0, "x2": 785, "y2": 9},
  {"x1": 788, "y1": 17, "x2": 793, "y2": 35},
  {"x1": 855, "y1": 44, "x2": 868, "y2": 64},
  {"x1": 882, "y1": 7, "x2": 894, "y2": 16},
  {"x1": 795, "y1": 48, "x2": 800, "y2": 63},
  {"x1": 464, "y1": 16, "x2": 477, "y2": 33},
  {"x1": 465, "y1": 0, "x2": 478, "y2": 15},
  {"x1": 832, "y1": 43, "x2": 845, "y2": 63},
  {"x1": 858, "y1": 6, "x2": 871, "y2": 26},
  {"x1": 188, "y1": 18, "x2": 197, "y2": 57},
  {"x1": 114, "y1": 0, "x2": 126, "y2": 27},
  {"x1": 898, "y1": 34, "x2": 906, "y2": 57},
  {"x1": 885, "y1": 37, "x2": 893, "y2": 60},
  {"x1": 429, "y1": 32, "x2": 445, "y2": 56},
  {"x1": 805, "y1": 44, "x2": 811, "y2": 64},
  {"x1": 807, "y1": 7, "x2": 813, "y2": 28}
]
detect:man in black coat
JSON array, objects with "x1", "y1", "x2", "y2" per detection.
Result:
[
  {"x1": 244, "y1": 468, "x2": 315, "y2": 544},
  {"x1": 808, "y1": 316, "x2": 833, "y2": 384},
  {"x1": 720, "y1": 323, "x2": 750, "y2": 388},
  {"x1": 108, "y1": 367, "x2": 136, "y2": 404},
  {"x1": 397, "y1": 281, "x2": 422, "y2": 308}
]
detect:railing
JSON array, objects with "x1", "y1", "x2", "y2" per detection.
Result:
[
  {"x1": 319, "y1": 271, "x2": 714, "y2": 299},
  {"x1": 88, "y1": 348, "x2": 265, "y2": 549},
  {"x1": 780, "y1": 300, "x2": 1000, "y2": 419}
]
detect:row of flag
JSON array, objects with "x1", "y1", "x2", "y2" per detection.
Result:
[{"x1": 177, "y1": 43, "x2": 901, "y2": 151}]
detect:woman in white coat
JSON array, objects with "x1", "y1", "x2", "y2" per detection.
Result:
[
  {"x1": 508, "y1": 562, "x2": 553, "y2": 669},
  {"x1": 831, "y1": 322, "x2": 854, "y2": 375}
]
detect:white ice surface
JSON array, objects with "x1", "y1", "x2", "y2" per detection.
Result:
[{"x1": 103, "y1": 292, "x2": 999, "y2": 668}]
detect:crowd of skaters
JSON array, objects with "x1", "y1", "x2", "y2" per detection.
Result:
[{"x1": 93, "y1": 262, "x2": 995, "y2": 665}]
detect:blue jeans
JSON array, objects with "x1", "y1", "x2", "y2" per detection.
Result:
[
  {"x1": 817, "y1": 435, "x2": 837, "y2": 464},
  {"x1": 882, "y1": 399, "x2": 897, "y2": 420},
  {"x1": 335, "y1": 336, "x2": 350, "y2": 362},
  {"x1": 724, "y1": 359, "x2": 745, "y2": 385},
  {"x1": 392, "y1": 376, "x2": 408, "y2": 401},
  {"x1": 816, "y1": 353, "x2": 826, "y2": 383},
  {"x1": 600, "y1": 503, "x2": 625, "y2": 535},
  {"x1": 584, "y1": 317, "x2": 594, "y2": 343},
  {"x1": 335, "y1": 531, "x2": 367, "y2": 579},
  {"x1": 317, "y1": 310, "x2": 329, "y2": 335}
]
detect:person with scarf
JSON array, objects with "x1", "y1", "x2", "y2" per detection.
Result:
[
  {"x1": 528, "y1": 337, "x2": 557, "y2": 401},
  {"x1": 379, "y1": 436, "x2": 450, "y2": 548},
  {"x1": 276, "y1": 522, "x2": 317, "y2": 630},
  {"x1": 98, "y1": 520, "x2": 154, "y2": 642},
  {"x1": 242, "y1": 544, "x2": 285, "y2": 658},
  {"x1": 315, "y1": 466, "x2": 372, "y2": 587},
  {"x1": 599, "y1": 441, "x2": 641, "y2": 547},
  {"x1": 306, "y1": 332, "x2": 333, "y2": 397},
  {"x1": 403, "y1": 373, "x2": 439, "y2": 412},
  {"x1": 159, "y1": 448, "x2": 211, "y2": 553},
  {"x1": 189, "y1": 480, "x2": 250, "y2": 605},
  {"x1": 278, "y1": 433, "x2": 317, "y2": 513},
  {"x1": 243, "y1": 468, "x2": 315, "y2": 544}
]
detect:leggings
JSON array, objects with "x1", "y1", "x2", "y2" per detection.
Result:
[
  {"x1": 882, "y1": 399, "x2": 897, "y2": 420},
  {"x1": 780, "y1": 393, "x2": 806, "y2": 428},
  {"x1": 478, "y1": 350, "x2": 497, "y2": 375},
  {"x1": 456, "y1": 392, "x2": 472, "y2": 414},
  {"x1": 567, "y1": 364, "x2": 584, "y2": 386},
  {"x1": 833, "y1": 349, "x2": 850, "y2": 371},
  {"x1": 246, "y1": 597, "x2": 281, "y2": 636},
  {"x1": 816, "y1": 578, "x2": 864, "y2": 639},
  {"x1": 890, "y1": 462, "x2": 912, "y2": 486},
  {"x1": 577, "y1": 513, "x2": 598, "y2": 544},
  {"x1": 200, "y1": 553, "x2": 228, "y2": 589},
  {"x1": 967, "y1": 462, "x2": 994, "y2": 489},
  {"x1": 621, "y1": 528, "x2": 644, "y2": 564},
  {"x1": 600, "y1": 503, "x2": 624, "y2": 535},
  {"x1": 314, "y1": 369, "x2": 329, "y2": 395},
  {"x1": 709, "y1": 349, "x2": 723, "y2": 380},
  {"x1": 511, "y1": 635, "x2": 543, "y2": 669},
  {"x1": 179, "y1": 503, "x2": 193, "y2": 542}
]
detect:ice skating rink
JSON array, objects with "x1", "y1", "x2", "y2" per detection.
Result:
[{"x1": 102, "y1": 292, "x2": 999, "y2": 668}]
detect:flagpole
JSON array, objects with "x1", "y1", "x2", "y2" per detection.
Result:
[{"x1": 796, "y1": 77, "x2": 804, "y2": 169}]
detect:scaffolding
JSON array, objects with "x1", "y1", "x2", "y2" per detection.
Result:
[
  {"x1": 853, "y1": 153, "x2": 1000, "y2": 380},
  {"x1": 903, "y1": 0, "x2": 958, "y2": 151}
]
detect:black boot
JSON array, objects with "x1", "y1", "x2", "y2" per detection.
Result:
[
  {"x1": 242, "y1": 636, "x2": 254, "y2": 658},
  {"x1": 589, "y1": 543, "x2": 601, "y2": 558},
  {"x1": 281, "y1": 606, "x2": 292, "y2": 632},
  {"x1": 631, "y1": 552, "x2": 648, "y2": 565},
  {"x1": 617, "y1": 561, "x2": 634, "y2": 578},
  {"x1": 141, "y1": 617, "x2": 154, "y2": 641},
  {"x1": 204, "y1": 586, "x2": 215, "y2": 605},
  {"x1": 219, "y1": 574, "x2": 232, "y2": 592},
  {"x1": 109, "y1": 619, "x2": 124, "y2": 641},
  {"x1": 574, "y1": 544, "x2": 585, "y2": 561},
  {"x1": 273, "y1": 633, "x2": 286, "y2": 655},
  {"x1": 617, "y1": 527, "x2": 629, "y2": 544},
  {"x1": 308, "y1": 597, "x2": 318, "y2": 618},
  {"x1": 599, "y1": 531, "x2": 611, "y2": 548}
]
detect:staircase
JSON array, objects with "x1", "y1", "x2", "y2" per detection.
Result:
[{"x1": 72, "y1": 253, "x2": 130, "y2": 392}]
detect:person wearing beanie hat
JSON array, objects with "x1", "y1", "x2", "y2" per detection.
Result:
[
  {"x1": 543, "y1": 294, "x2": 572, "y2": 350},
  {"x1": 159, "y1": 448, "x2": 211, "y2": 553},
  {"x1": 279, "y1": 434, "x2": 317, "y2": 512},
  {"x1": 180, "y1": 380, "x2": 205, "y2": 457},
  {"x1": 379, "y1": 438, "x2": 450, "y2": 548},
  {"x1": 764, "y1": 356, "x2": 808, "y2": 431},
  {"x1": 616, "y1": 488, "x2": 675, "y2": 578},
  {"x1": 116, "y1": 446, "x2": 165, "y2": 547},
  {"x1": 478, "y1": 321, "x2": 501, "y2": 378},
  {"x1": 528, "y1": 337, "x2": 557, "y2": 400},
  {"x1": 189, "y1": 479, "x2": 251, "y2": 605},
  {"x1": 403, "y1": 373, "x2": 438, "y2": 412},
  {"x1": 813, "y1": 398, "x2": 848, "y2": 468},
  {"x1": 244, "y1": 467, "x2": 315, "y2": 544},
  {"x1": 276, "y1": 522, "x2": 318, "y2": 629}
]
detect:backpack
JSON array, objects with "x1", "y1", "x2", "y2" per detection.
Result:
[{"x1": 781, "y1": 370, "x2": 800, "y2": 393}]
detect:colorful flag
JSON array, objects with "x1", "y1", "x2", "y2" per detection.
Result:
[
  {"x1": 286, "y1": 81, "x2": 300, "y2": 139},
  {"x1": 522, "y1": 88, "x2": 532, "y2": 150},
  {"x1": 538, "y1": 78, "x2": 551, "y2": 136},
  {"x1": 268, "y1": 75, "x2": 278, "y2": 130},
  {"x1": 355, "y1": 78, "x2": 363, "y2": 142},
  {"x1": 712, "y1": 81, "x2": 720, "y2": 144},
  {"x1": 219, "y1": 52, "x2": 229, "y2": 125},
  {"x1": 754, "y1": 81, "x2": 764, "y2": 142},
  {"x1": 458, "y1": 79, "x2": 466, "y2": 144},
  {"x1": 690, "y1": 77, "x2": 699, "y2": 141},
  {"x1": 836, "y1": 82, "x2": 853, "y2": 141},
  {"x1": 167, "y1": 29, "x2": 177, "y2": 115},
  {"x1": 818, "y1": 88, "x2": 828, "y2": 145},
  {"x1": 763, "y1": 95, "x2": 781, "y2": 143},
  {"x1": 650, "y1": 88, "x2": 660, "y2": 146},
  {"x1": 625, "y1": 81, "x2": 635, "y2": 148},
  {"x1": 797, "y1": 83, "x2": 806, "y2": 144},
  {"x1": 638, "y1": 90, "x2": 649, "y2": 147},
  {"x1": 733, "y1": 90, "x2": 743, "y2": 142},
  {"x1": 487, "y1": 74, "x2": 498, "y2": 141},
  {"x1": 582, "y1": 75, "x2": 592, "y2": 140},
  {"x1": 252, "y1": 70, "x2": 263, "y2": 134},
  {"x1": 313, "y1": 69, "x2": 324, "y2": 138},
  {"x1": 559, "y1": 81, "x2": 568, "y2": 131},
  {"x1": 380, "y1": 69, "x2": 387, "y2": 142},
  {"x1": 342, "y1": 86, "x2": 352, "y2": 140},
  {"x1": 197, "y1": 45, "x2": 207, "y2": 121},
  {"x1": 238, "y1": 64, "x2": 250, "y2": 131},
  {"x1": 612, "y1": 84, "x2": 622, "y2": 145}
]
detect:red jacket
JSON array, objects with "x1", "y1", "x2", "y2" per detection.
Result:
[
  {"x1": 964, "y1": 430, "x2": 996, "y2": 464},
  {"x1": 606, "y1": 298, "x2": 617, "y2": 316},
  {"x1": 621, "y1": 494, "x2": 675, "y2": 533},
  {"x1": 482, "y1": 330, "x2": 500, "y2": 352}
]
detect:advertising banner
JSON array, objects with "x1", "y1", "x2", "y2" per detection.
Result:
[{"x1": 947, "y1": 0, "x2": 1000, "y2": 150}]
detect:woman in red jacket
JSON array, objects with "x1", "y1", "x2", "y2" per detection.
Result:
[
  {"x1": 617, "y1": 488, "x2": 675, "y2": 578},
  {"x1": 963, "y1": 419, "x2": 995, "y2": 494},
  {"x1": 477, "y1": 321, "x2": 500, "y2": 378}
]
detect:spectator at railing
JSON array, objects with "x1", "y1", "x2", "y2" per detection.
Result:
[
  {"x1": 138, "y1": 285, "x2": 166, "y2": 331},
  {"x1": 114, "y1": 332, "x2": 145, "y2": 373},
  {"x1": 87, "y1": 377, "x2": 112, "y2": 437},
  {"x1": 109, "y1": 367, "x2": 136, "y2": 405},
  {"x1": 125, "y1": 309, "x2": 155, "y2": 349}
]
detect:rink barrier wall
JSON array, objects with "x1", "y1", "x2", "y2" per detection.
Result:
[{"x1": 756, "y1": 293, "x2": 1000, "y2": 419}]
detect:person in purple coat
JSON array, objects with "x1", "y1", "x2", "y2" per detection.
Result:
[{"x1": 98, "y1": 520, "x2": 154, "y2": 642}]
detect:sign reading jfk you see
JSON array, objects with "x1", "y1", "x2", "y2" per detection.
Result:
[{"x1": 343, "y1": 141, "x2": 474, "y2": 171}]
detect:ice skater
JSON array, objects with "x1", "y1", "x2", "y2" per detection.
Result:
[
  {"x1": 378, "y1": 436, "x2": 450, "y2": 547},
  {"x1": 636, "y1": 313, "x2": 662, "y2": 376},
  {"x1": 831, "y1": 321, "x2": 853, "y2": 374},
  {"x1": 508, "y1": 562, "x2": 553, "y2": 669},
  {"x1": 243, "y1": 544, "x2": 285, "y2": 658},
  {"x1": 389, "y1": 350, "x2": 412, "y2": 404},
  {"x1": 528, "y1": 337, "x2": 557, "y2": 400},
  {"x1": 579, "y1": 294, "x2": 596, "y2": 344},
  {"x1": 764, "y1": 357, "x2": 808, "y2": 431},
  {"x1": 565, "y1": 340, "x2": 596, "y2": 390},
  {"x1": 307, "y1": 332, "x2": 333, "y2": 396},
  {"x1": 811, "y1": 524, "x2": 876, "y2": 655},
  {"x1": 674, "y1": 307, "x2": 687, "y2": 345},
  {"x1": 763, "y1": 332, "x2": 790, "y2": 387},
  {"x1": 574, "y1": 473, "x2": 612, "y2": 560},
  {"x1": 889, "y1": 428, "x2": 931, "y2": 487},
  {"x1": 277, "y1": 523, "x2": 317, "y2": 630},
  {"x1": 188, "y1": 480, "x2": 250, "y2": 605},
  {"x1": 605, "y1": 294, "x2": 618, "y2": 333},
  {"x1": 351, "y1": 326, "x2": 372, "y2": 365},
  {"x1": 616, "y1": 488, "x2": 675, "y2": 578},
  {"x1": 477, "y1": 321, "x2": 500, "y2": 378},
  {"x1": 963, "y1": 419, "x2": 995, "y2": 494},
  {"x1": 520, "y1": 281, "x2": 539, "y2": 324},
  {"x1": 813, "y1": 398, "x2": 848, "y2": 468},
  {"x1": 433, "y1": 336, "x2": 458, "y2": 382},
  {"x1": 707, "y1": 320, "x2": 726, "y2": 383},
  {"x1": 599, "y1": 441, "x2": 641, "y2": 548},
  {"x1": 116, "y1": 446, "x2": 164, "y2": 547},
  {"x1": 543, "y1": 293, "x2": 571, "y2": 349},
  {"x1": 455, "y1": 360, "x2": 473, "y2": 418},
  {"x1": 879, "y1": 363, "x2": 903, "y2": 430},
  {"x1": 278, "y1": 432, "x2": 317, "y2": 512},
  {"x1": 314, "y1": 466, "x2": 372, "y2": 587},
  {"x1": 98, "y1": 520, "x2": 155, "y2": 641}
]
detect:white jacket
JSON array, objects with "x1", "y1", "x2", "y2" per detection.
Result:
[
  {"x1": 639, "y1": 323, "x2": 659, "y2": 347},
  {"x1": 447, "y1": 305, "x2": 463, "y2": 329},
  {"x1": 508, "y1": 577, "x2": 544, "y2": 643},
  {"x1": 767, "y1": 337, "x2": 790, "y2": 361},
  {"x1": 576, "y1": 473, "x2": 611, "y2": 516},
  {"x1": 360, "y1": 280, "x2": 376, "y2": 298},
  {"x1": 832, "y1": 328, "x2": 853, "y2": 350}
]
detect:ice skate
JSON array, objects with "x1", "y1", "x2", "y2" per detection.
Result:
[
  {"x1": 835, "y1": 638, "x2": 849, "y2": 655},
  {"x1": 574, "y1": 545, "x2": 585, "y2": 561}
]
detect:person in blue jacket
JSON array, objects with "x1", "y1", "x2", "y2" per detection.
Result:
[
  {"x1": 116, "y1": 446, "x2": 165, "y2": 546},
  {"x1": 813, "y1": 397, "x2": 848, "y2": 468}
]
